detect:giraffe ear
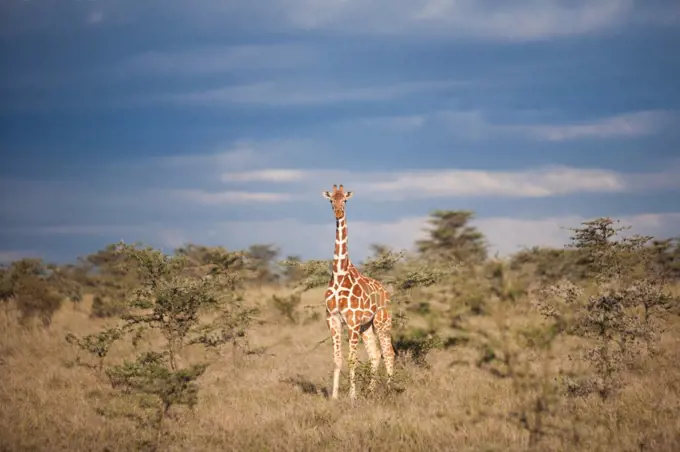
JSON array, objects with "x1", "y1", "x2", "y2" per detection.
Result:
[
  {"x1": 345, "y1": 191, "x2": 354, "y2": 200},
  {"x1": 322, "y1": 191, "x2": 332, "y2": 200}
]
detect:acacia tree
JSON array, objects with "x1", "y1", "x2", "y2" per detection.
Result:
[
  {"x1": 649, "y1": 237, "x2": 680, "y2": 283},
  {"x1": 536, "y1": 217, "x2": 675, "y2": 399},
  {"x1": 77, "y1": 244, "x2": 144, "y2": 318},
  {"x1": 416, "y1": 210, "x2": 488, "y2": 265},
  {"x1": 175, "y1": 244, "x2": 245, "y2": 273},
  {"x1": 245, "y1": 244, "x2": 280, "y2": 284},
  {"x1": 0, "y1": 258, "x2": 82, "y2": 327},
  {"x1": 66, "y1": 242, "x2": 256, "y2": 451},
  {"x1": 280, "y1": 255, "x2": 304, "y2": 284}
]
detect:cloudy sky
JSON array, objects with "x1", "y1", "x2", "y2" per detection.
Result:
[{"x1": 1, "y1": 0, "x2": 680, "y2": 264}]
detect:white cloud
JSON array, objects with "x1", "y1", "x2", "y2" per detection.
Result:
[
  {"x1": 86, "y1": 11, "x2": 104, "y2": 25},
  {"x1": 179, "y1": 216, "x2": 429, "y2": 262},
  {"x1": 25, "y1": 225, "x2": 147, "y2": 236},
  {"x1": 6, "y1": 212, "x2": 678, "y2": 263},
  {"x1": 170, "y1": 189, "x2": 291, "y2": 205},
  {"x1": 408, "y1": 0, "x2": 634, "y2": 40},
  {"x1": 480, "y1": 213, "x2": 680, "y2": 256},
  {"x1": 116, "y1": 43, "x2": 314, "y2": 77},
  {"x1": 218, "y1": 164, "x2": 680, "y2": 200},
  {"x1": 359, "y1": 167, "x2": 626, "y2": 198},
  {"x1": 159, "y1": 139, "x2": 321, "y2": 170},
  {"x1": 206, "y1": 211, "x2": 680, "y2": 261},
  {"x1": 221, "y1": 169, "x2": 308, "y2": 183},
  {"x1": 167, "y1": 79, "x2": 462, "y2": 107},
  {"x1": 157, "y1": 229, "x2": 188, "y2": 250},
  {"x1": 0, "y1": 250, "x2": 40, "y2": 264},
  {"x1": 513, "y1": 110, "x2": 674, "y2": 141},
  {"x1": 5, "y1": 0, "x2": 678, "y2": 41},
  {"x1": 233, "y1": 1, "x2": 678, "y2": 40},
  {"x1": 152, "y1": 0, "x2": 656, "y2": 41},
  {"x1": 355, "y1": 109, "x2": 675, "y2": 142},
  {"x1": 160, "y1": 148, "x2": 263, "y2": 170},
  {"x1": 356, "y1": 115, "x2": 427, "y2": 131}
]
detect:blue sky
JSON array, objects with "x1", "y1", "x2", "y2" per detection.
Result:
[{"x1": 1, "y1": 0, "x2": 680, "y2": 264}]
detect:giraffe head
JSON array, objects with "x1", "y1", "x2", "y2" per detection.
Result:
[{"x1": 322, "y1": 184, "x2": 354, "y2": 219}]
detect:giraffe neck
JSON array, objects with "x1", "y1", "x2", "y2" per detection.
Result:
[{"x1": 332, "y1": 216, "x2": 351, "y2": 285}]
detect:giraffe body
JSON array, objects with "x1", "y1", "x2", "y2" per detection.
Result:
[{"x1": 322, "y1": 184, "x2": 395, "y2": 400}]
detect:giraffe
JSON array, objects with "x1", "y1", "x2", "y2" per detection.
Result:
[{"x1": 322, "y1": 184, "x2": 395, "y2": 400}]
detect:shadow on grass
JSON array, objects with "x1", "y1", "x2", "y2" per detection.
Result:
[{"x1": 281, "y1": 374, "x2": 330, "y2": 398}]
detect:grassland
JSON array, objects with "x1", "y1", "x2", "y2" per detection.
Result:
[{"x1": 1, "y1": 283, "x2": 679, "y2": 452}]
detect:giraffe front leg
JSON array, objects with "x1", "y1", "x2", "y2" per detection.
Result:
[
  {"x1": 326, "y1": 312, "x2": 343, "y2": 400},
  {"x1": 347, "y1": 327, "x2": 361, "y2": 400},
  {"x1": 361, "y1": 325, "x2": 381, "y2": 393}
]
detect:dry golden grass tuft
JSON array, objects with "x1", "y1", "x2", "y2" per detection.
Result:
[{"x1": 1, "y1": 285, "x2": 679, "y2": 452}]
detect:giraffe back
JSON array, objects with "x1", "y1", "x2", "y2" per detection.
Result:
[{"x1": 348, "y1": 266, "x2": 390, "y2": 308}]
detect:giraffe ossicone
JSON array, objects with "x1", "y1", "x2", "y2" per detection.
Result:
[{"x1": 322, "y1": 184, "x2": 395, "y2": 400}]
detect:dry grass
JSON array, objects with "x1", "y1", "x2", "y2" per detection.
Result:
[{"x1": 1, "y1": 287, "x2": 679, "y2": 452}]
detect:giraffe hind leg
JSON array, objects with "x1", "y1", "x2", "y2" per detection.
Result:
[
  {"x1": 373, "y1": 307, "x2": 395, "y2": 385},
  {"x1": 358, "y1": 320, "x2": 372, "y2": 334},
  {"x1": 361, "y1": 323, "x2": 381, "y2": 393},
  {"x1": 347, "y1": 327, "x2": 361, "y2": 400}
]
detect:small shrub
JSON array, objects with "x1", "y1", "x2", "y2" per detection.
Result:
[
  {"x1": 67, "y1": 242, "x2": 256, "y2": 450},
  {"x1": 463, "y1": 304, "x2": 570, "y2": 450},
  {"x1": 535, "y1": 218, "x2": 674, "y2": 399},
  {"x1": 393, "y1": 330, "x2": 443, "y2": 368},
  {"x1": 278, "y1": 258, "x2": 333, "y2": 291},
  {"x1": 106, "y1": 351, "x2": 208, "y2": 450},
  {"x1": 271, "y1": 293, "x2": 301, "y2": 324},
  {"x1": 91, "y1": 294, "x2": 128, "y2": 318},
  {"x1": 0, "y1": 258, "x2": 82, "y2": 327},
  {"x1": 66, "y1": 326, "x2": 123, "y2": 371}
]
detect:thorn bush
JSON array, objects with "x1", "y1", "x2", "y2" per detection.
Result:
[{"x1": 66, "y1": 241, "x2": 257, "y2": 450}]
